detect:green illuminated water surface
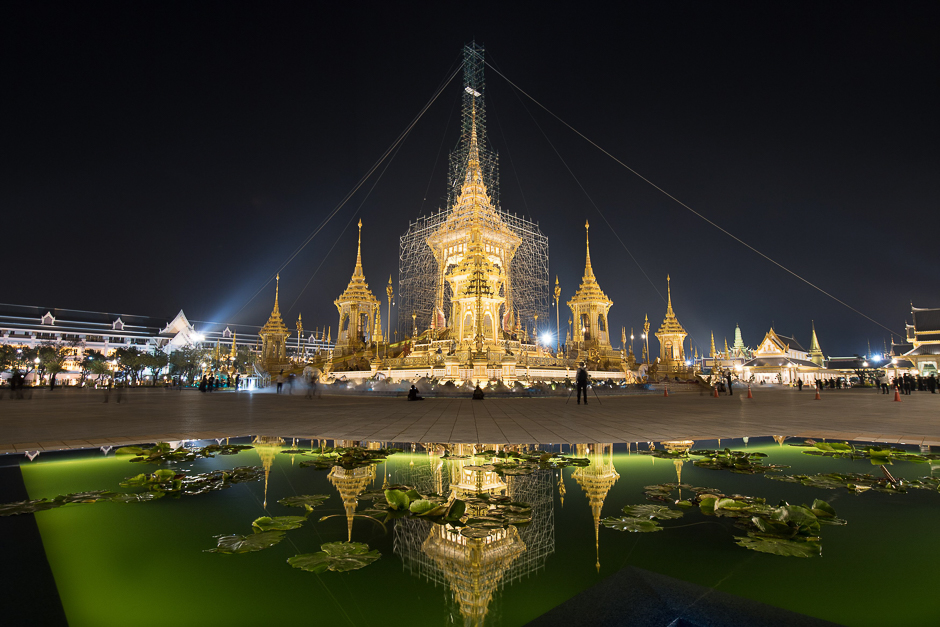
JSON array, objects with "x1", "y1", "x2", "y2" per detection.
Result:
[{"x1": 10, "y1": 437, "x2": 940, "y2": 626}]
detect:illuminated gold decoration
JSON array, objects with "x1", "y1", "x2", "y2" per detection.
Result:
[
  {"x1": 655, "y1": 275, "x2": 688, "y2": 371},
  {"x1": 427, "y1": 102, "x2": 521, "y2": 350},
  {"x1": 567, "y1": 221, "x2": 613, "y2": 363},
  {"x1": 334, "y1": 220, "x2": 381, "y2": 356},
  {"x1": 572, "y1": 443, "x2": 619, "y2": 572},
  {"x1": 258, "y1": 275, "x2": 291, "y2": 373}
]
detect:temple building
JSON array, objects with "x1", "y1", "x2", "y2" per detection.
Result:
[
  {"x1": 567, "y1": 221, "x2": 617, "y2": 368},
  {"x1": 258, "y1": 274, "x2": 292, "y2": 373},
  {"x1": 654, "y1": 276, "x2": 692, "y2": 377},
  {"x1": 891, "y1": 305, "x2": 940, "y2": 375},
  {"x1": 740, "y1": 327, "x2": 824, "y2": 384},
  {"x1": 333, "y1": 220, "x2": 381, "y2": 358}
]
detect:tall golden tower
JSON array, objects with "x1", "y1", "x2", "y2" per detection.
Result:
[
  {"x1": 655, "y1": 275, "x2": 688, "y2": 372},
  {"x1": 572, "y1": 443, "x2": 619, "y2": 572},
  {"x1": 426, "y1": 103, "x2": 521, "y2": 350},
  {"x1": 258, "y1": 274, "x2": 291, "y2": 373},
  {"x1": 567, "y1": 221, "x2": 613, "y2": 363},
  {"x1": 333, "y1": 220, "x2": 380, "y2": 356}
]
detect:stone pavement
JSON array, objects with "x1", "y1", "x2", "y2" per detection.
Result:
[{"x1": 1, "y1": 386, "x2": 939, "y2": 454}]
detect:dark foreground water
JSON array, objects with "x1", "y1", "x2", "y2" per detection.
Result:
[{"x1": 2, "y1": 436, "x2": 938, "y2": 626}]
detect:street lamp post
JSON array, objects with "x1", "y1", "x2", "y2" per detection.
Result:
[
  {"x1": 554, "y1": 276, "x2": 561, "y2": 354},
  {"x1": 386, "y1": 276, "x2": 393, "y2": 360}
]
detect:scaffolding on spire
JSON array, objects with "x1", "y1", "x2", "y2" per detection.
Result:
[{"x1": 398, "y1": 42, "x2": 549, "y2": 338}]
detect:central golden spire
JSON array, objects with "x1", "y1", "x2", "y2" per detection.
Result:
[
  {"x1": 584, "y1": 221, "x2": 595, "y2": 279},
  {"x1": 666, "y1": 274, "x2": 674, "y2": 316},
  {"x1": 273, "y1": 273, "x2": 281, "y2": 315},
  {"x1": 354, "y1": 219, "x2": 363, "y2": 277}
]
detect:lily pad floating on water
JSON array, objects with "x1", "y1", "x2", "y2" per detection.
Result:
[
  {"x1": 252, "y1": 516, "x2": 307, "y2": 532},
  {"x1": 735, "y1": 535, "x2": 821, "y2": 558},
  {"x1": 690, "y1": 449, "x2": 788, "y2": 474},
  {"x1": 621, "y1": 504, "x2": 684, "y2": 520},
  {"x1": 601, "y1": 516, "x2": 663, "y2": 533},
  {"x1": 287, "y1": 542, "x2": 380, "y2": 573},
  {"x1": 278, "y1": 494, "x2": 330, "y2": 509},
  {"x1": 207, "y1": 530, "x2": 286, "y2": 554}
]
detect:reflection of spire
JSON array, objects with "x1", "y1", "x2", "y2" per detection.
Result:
[
  {"x1": 572, "y1": 443, "x2": 619, "y2": 572},
  {"x1": 328, "y1": 465, "x2": 376, "y2": 542},
  {"x1": 251, "y1": 436, "x2": 285, "y2": 508},
  {"x1": 772, "y1": 435, "x2": 788, "y2": 446},
  {"x1": 558, "y1": 471, "x2": 566, "y2": 508}
]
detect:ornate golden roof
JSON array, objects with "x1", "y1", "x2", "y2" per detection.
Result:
[
  {"x1": 428, "y1": 104, "x2": 520, "y2": 255},
  {"x1": 567, "y1": 221, "x2": 611, "y2": 307},
  {"x1": 259, "y1": 274, "x2": 290, "y2": 338},
  {"x1": 335, "y1": 220, "x2": 379, "y2": 307},
  {"x1": 656, "y1": 276, "x2": 687, "y2": 336}
]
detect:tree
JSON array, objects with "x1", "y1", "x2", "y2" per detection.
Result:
[
  {"x1": 142, "y1": 351, "x2": 169, "y2": 385},
  {"x1": 113, "y1": 347, "x2": 147, "y2": 386},
  {"x1": 38, "y1": 342, "x2": 70, "y2": 386},
  {"x1": 80, "y1": 350, "x2": 105, "y2": 387},
  {"x1": 169, "y1": 345, "x2": 208, "y2": 385}
]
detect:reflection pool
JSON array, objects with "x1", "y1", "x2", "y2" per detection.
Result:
[{"x1": 2, "y1": 437, "x2": 939, "y2": 626}]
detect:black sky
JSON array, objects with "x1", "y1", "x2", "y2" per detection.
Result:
[{"x1": 3, "y1": 1, "x2": 938, "y2": 356}]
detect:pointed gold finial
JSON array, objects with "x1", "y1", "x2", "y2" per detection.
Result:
[
  {"x1": 273, "y1": 273, "x2": 281, "y2": 314},
  {"x1": 666, "y1": 275, "x2": 674, "y2": 314},
  {"x1": 583, "y1": 221, "x2": 595, "y2": 279},
  {"x1": 353, "y1": 220, "x2": 363, "y2": 276}
]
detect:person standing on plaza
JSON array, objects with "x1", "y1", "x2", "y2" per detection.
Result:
[
  {"x1": 726, "y1": 370, "x2": 733, "y2": 396},
  {"x1": 207, "y1": 374, "x2": 215, "y2": 392},
  {"x1": 797, "y1": 378, "x2": 803, "y2": 391},
  {"x1": 234, "y1": 373, "x2": 240, "y2": 390},
  {"x1": 576, "y1": 362, "x2": 589, "y2": 405},
  {"x1": 276, "y1": 370, "x2": 285, "y2": 394}
]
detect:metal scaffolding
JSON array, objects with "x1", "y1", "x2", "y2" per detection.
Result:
[{"x1": 398, "y1": 43, "x2": 549, "y2": 338}]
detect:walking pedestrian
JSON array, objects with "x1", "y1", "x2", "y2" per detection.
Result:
[
  {"x1": 276, "y1": 370, "x2": 285, "y2": 394},
  {"x1": 234, "y1": 373, "x2": 240, "y2": 390},
  {"x1": 797, "y1": 378, "x2": 803, "y2": 391}
]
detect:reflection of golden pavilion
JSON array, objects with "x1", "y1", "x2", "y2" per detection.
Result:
[
  {"x1": 251, "y1": 436, "x2": 286, "y2": 508},
  {"x1": 572, "y1": 443, "x2": 619, "y2": 572},
  {"x1": 661, "y1": 440, "x2": 694, "y2": 490},
  {"x1": 423, "y1": 524, "x2": 525, "y2": 627},
  {"x1": 328, "y1": 464, "x2": 376, "y2": 542}
]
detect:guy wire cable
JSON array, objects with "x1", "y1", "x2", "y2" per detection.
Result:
[
  {"x1": 485, "y1": 61, "x2": 896, "y2": 335},
  {"x1": 229, "y1": 60, "x2": 462, "y2": 321}
]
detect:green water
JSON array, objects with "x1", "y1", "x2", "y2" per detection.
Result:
[{"x1": 16, "y1": 439, "x2": 940, "y2": 626}]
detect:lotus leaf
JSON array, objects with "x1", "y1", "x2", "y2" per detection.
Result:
[
  {"x1": 736, "y1": 535, "x2": 821, "y2": 558},
  {"x1": 207, "y1": 531, "x2": 286, "y2": 553},
  {"x1": 409, "y1": 499, "x2": 437, "y2": 514},
  {"x1": 621, "y1": 504, "x2": 684, "y2": 520},
  {"x1": 445, "y1": 499, "x2": 466, "y2": 521},
  {"x1": 811, "y1": 499, "x2": 837, "y2": 519},
  {"x1": 278, "y1": 495, "x2": 329, "y2": 509},
  {"x1": 0, "y1": 498, "x2": 61, "y2": 516},
  {"x1": 384, "y1": 489, "x2": 410, "y2": 510},
  {"x1": 601, "y1": 516, "x2": 662, "y2": 533},
  {"x1": 252, "y1": 516, "x2": 307, "y2": 531},
  {"x1": 287, "y1": 542, "x2": 380, "y2": 573}
]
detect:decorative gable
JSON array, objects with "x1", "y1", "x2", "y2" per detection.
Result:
[
  {"x1": 113, "y1": 318, "x2": 124, "y2": 331},
  {"x1": 41, "y1": 311, "x2": 55, "y2": 326},
  {"x1": 222, "y1": 326, "x2": 232, "y2": 339}
]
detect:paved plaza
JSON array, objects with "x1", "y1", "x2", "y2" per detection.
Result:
[{"x1": 1, "y1": 386, "x2": 939, "y2": 454}]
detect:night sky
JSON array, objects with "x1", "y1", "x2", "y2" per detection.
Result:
[{"x1": 4, "y1": 1, "x2": 938, "y2": 357}]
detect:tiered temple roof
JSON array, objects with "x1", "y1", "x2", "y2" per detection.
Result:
[{"x1": 335, "y1": 220, "x2": 379, "y2": 308}]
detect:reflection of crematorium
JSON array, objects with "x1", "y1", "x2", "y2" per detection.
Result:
[{"x1": 393, "y1": 444, "x2": 554, "y2": 626}]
